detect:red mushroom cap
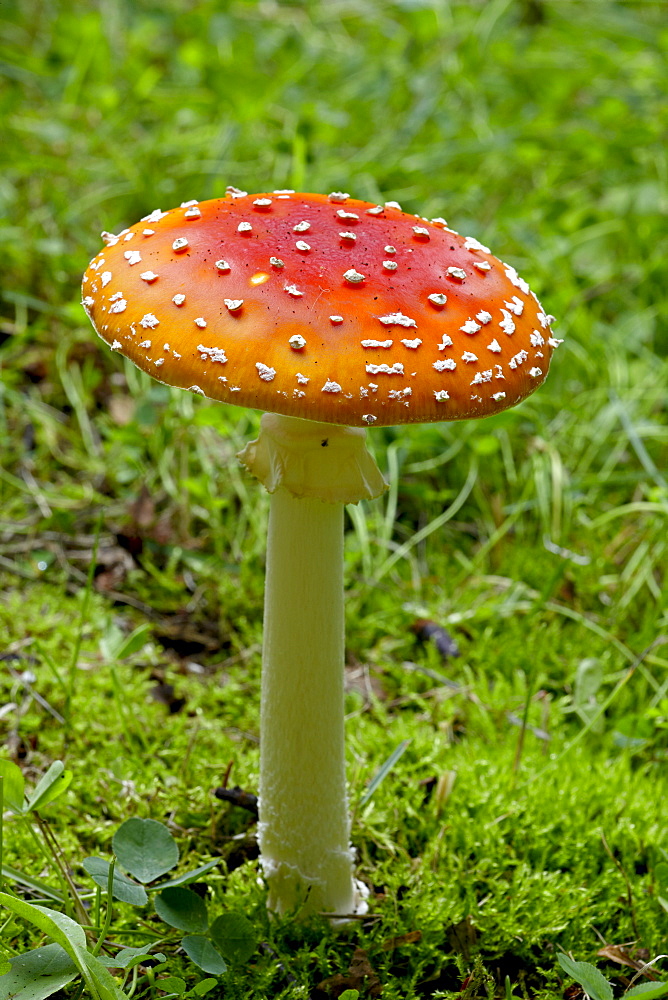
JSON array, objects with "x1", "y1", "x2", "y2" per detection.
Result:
[{"x1": 82, "y1": 191, "x2": 560, "y2": 427}]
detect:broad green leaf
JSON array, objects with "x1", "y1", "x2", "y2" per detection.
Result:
[
  {"x1": 209, "y1": 912, "x2": 258, "y2": 964},
  {"x1": 154, "y1": 858, "x2": 220, "y2": 891},
  {"x1": 114, "y1": 623, "x2": 153, "y2": 661},
  {"x1": 0, "y1": 896, "x2": 90, "y2": 993},
  {"x1": 180, "y1": 937, "x2": 227, "y2": 976},
  {"x1": 110, "y1": 949, "x2": 166, "y2": 971},
  {"x1": 192, "y1": 979, "x2": 218, "y2": 997},
  {"x1": 0, "y1": 760, "x2": 25, "y2": 813},
  {"x1": 557, "y1": 954, "x2": 613, "y2": 1000},
  {"x1": 0, "y1": 901, "x2": 127, "y2": 1000},
  {"x1": 625, "y1": 983, "x2": 668, "y2": 1000},
  {"x1": 35, "y1": 906, "x2": 87, "y2": 951},
  {"x1": 159, "y1": 977, "x2": 186, "y2": 995},
  {"x1": 99, "y1": 622, "x2": 123, "y2": 661},
  {"x1": 25, "y1": 762, "x2": 73, "y2": 813},
  {"x1": 115, "y1": 948, "x2": 167, "y2": 971},
  {"x1": 154, "y1": 887, "x2": 208, "y2": 933},
  {"x1": 112, "y1": 818, "x2": 178, "y2": 882},
  {"x1": 79, "y1": 951, "x2": 130, "y2": 1000},
  {"x1": 82, "y1": 857, "x2": 148, "y2": 906},
  {"x1": 338, "y1": 992, "x2": 360, "y2": 1000},
  {"x1": 0, "y1": 944, "x2": 77, "y2": 1000}
]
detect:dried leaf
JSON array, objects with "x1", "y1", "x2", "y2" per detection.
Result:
[
  {"x1": 109, "y1": 395, "x2": 135, "y2": 425},
  {"x1": 124, "y1": 488, "x2": 178, "y2": 547},
  {"x1": 128, "y1": 486, "x2": 156, "y2": 528},
  {"x1": 152, "y1": 512, "x2": 175, "y2": 546},
  {"x1": 446, "y1": 915, "x2": 477, "y2": 960},
  {"x1": 317, "y1": 947, "x2": 382, "y2": 998},
  {"x1": 381, "y1": 930, "x2": 421, "y2": 950},
  {"x1": 94, "y1": 559, "x2": 133, "y2": 593},
  {"x1": 24, "y1": 359, "x2": 48, "y2": 383},
  {"x1": 597, "y1": 945, "x2": 656, "y2": 978},
  {"x1": 344, "y1": 663, "x2": 387, "y2": 702},
  {"x1": 92, "y1": 544, "x2": 135, "y2": 593}
]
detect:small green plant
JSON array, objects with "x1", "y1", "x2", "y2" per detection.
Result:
[
  {"x1": 0, "y1": 769, "x2": 258, "y2": 998},
  {"x1": 0, "y1": 897, "x2": 129, "y2": 1000},
  {"x1": 558, "y1": 952, "x2": 668, "y2": 1000},
  {"x1": 0, "y1": 758, "x2": 82, "y2": 918},
  {"x1": 99, "y1": 816, "x2": 258, "y2": 973}
]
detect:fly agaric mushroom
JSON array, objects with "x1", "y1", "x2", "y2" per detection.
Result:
[{"x1": 82, "y1": 190, "x2": 560, "y2": 917}]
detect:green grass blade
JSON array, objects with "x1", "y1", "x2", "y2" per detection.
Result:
[{"x1": 359, "y1": 740, "x2": 411, "y2": 807}]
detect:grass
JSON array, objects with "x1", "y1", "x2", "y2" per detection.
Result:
[{"x1": 1, "y1": 0, "x2": 668, "y2": 997}]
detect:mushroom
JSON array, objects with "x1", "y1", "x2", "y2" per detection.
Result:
[{"x1": 82, "y1": 191, "x2": 560, "y2": 917}]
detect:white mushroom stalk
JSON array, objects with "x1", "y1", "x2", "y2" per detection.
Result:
[{"x1": 238, "y1": 413, "x2": 387, "y2": 916}]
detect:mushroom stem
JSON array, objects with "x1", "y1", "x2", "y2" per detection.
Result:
[
  {"x1": 260, "y1": 488, "x2": 352, "y2": 915},
  {"x1": 238, "y1": 413, "x2": 387, "y2": 916}
]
